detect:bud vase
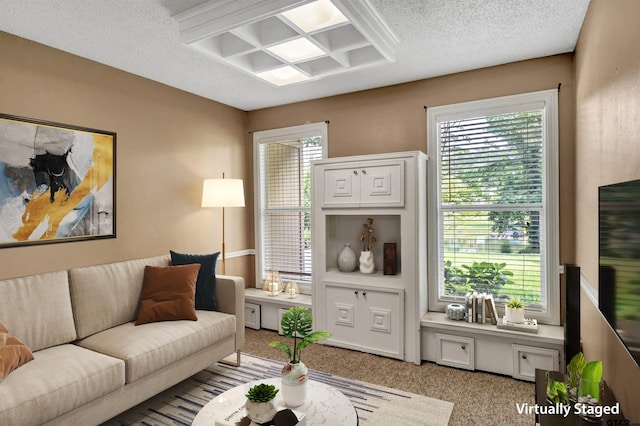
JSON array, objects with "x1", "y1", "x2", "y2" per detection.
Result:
[
  {"x1": 337, "y1": 243, "x2": 357, "y2": 272},
  {"x1": 281, "y1": 361, "x2": 308, "y2": 407},
  {"x1": 359, "y1": 251, "x2": 375, "y2": 274}
]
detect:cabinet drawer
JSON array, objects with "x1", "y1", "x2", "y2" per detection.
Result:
[
  {"x1": 244, "y1": 303, "x2": 261, "y2": 330},
  {"x1": 512, "y1": 345, "x2": 558, "y2": 381},
  {"x1": 435, "y1": 333, "x2": 475, "y2": 370}
]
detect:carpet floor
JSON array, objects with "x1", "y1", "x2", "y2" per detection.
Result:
[{"x1": 243, "y1": 328, "x2": 536, "y2": 425}]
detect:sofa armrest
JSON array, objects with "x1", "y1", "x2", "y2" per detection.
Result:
[{"x1": 216, "y1": 275, "x2": 245, "y2": 353}]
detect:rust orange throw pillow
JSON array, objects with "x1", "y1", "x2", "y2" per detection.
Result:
[
  {"x1": 135, "y1": 264, "x2": 200, "y2": 325},
  {"x1": 0, "y1": 320, "x2": 34, "y2": 381}
]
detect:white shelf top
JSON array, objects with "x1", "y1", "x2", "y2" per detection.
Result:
[
  {"x1": 245, "y1": 287, "x2": 312, "y2": 307},
  {"x1": 421, "y1": 312, "x2": 564, "y2": 345}
]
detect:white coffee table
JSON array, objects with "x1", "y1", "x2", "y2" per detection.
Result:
[{"x1": 192, "y1": 377, "x2": 358, "y2": 426}]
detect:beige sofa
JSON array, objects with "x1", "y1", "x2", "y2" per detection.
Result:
[{"x1": 0, "y1": 255, "x2": 245, "y2": 426}]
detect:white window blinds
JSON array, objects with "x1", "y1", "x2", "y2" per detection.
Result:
[
  {"x1": 438, "y1": 110, "x2": 546, "y2": 306},
  {"x1": 255, "y1": 123, "x2": 326, "y2": 287}
]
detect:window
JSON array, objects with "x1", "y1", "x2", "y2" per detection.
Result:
[
  {"x1": 253, "y1": 122, "x2": 327, "y2": 294},
  {"x1": 427, "y1": 90, "x2": 559, "y2": 324}
]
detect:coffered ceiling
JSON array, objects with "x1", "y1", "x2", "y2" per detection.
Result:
[{"x1": 0, "y1": 0, "x2": 590, "y2": 111}]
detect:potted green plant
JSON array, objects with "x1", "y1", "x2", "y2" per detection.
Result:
[
  {"x1": 269, "y1": 306, "x2": 331, "y2": 407},
  {"x1": 505, "y1": 297, "x2": 525, "y2": 323},
  {"x1": 245, "y1": 383, "x2": 279, "y2": 424}
]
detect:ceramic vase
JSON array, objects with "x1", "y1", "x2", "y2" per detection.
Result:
[
  {"x1": 337, "y1": 243, "x2": 357, "y2": 272},
  {"x1": 281, "y1": 361, "x2": 308, "y2": 407},
  {"x1": 245, "y1": 399, "x2": 278, "y2": 424},
  {"x1": 505, "y1": 307, "x2": 525, "y2": 323},
  {"x1": 359, "y1": 251, "x2": 375, "y2": 274}
]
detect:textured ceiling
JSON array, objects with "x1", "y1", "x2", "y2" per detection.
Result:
[{"x1": 0, "y1": 0, "x2": 590, "y2": 111}]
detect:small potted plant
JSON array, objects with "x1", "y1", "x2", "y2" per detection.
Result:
[
  {"x1": 269, "y1": 306, "x2": 331, "y2": 407},
  {"x1": 505, "y1": 297, "x2": 525, "y2": 323},
  {"x1": 245, "y1": 383, "x2": 279, "y2": 424}
]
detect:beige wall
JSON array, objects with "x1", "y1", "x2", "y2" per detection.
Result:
[
  {"x1": 248, "y1": 54, "x2": 576, "y2": 267},
  {"x1": 574, "y1": 0, "x2": 640, "y2": 420},
  {"x1": 0, "y1": 32, "x2": 253, "y2": 282}
]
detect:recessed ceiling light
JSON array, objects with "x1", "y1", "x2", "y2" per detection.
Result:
[
  {"x1": 267, "y1": 37, "x2": 326, "y2": 62},
  {"x1": 281, "y1": 0, "x2": 349, "y2": 33},
  {"x1": 256, "y1": 66, "x2": 310, "y2": 86}
]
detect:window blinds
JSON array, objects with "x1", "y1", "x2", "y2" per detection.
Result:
[
  {"x1": 438, "y1": 110, "x2": 546, "y2": 306},
  {"x1": 260, "y1": 137, "x2": 323, "y2": 282}
]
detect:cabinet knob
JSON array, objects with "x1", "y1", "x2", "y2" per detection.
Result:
[
  {"x1": 522, "y1": 354, "x2": 527, "y2": 360},
  {"x1": 461, "y1": 345, "x2": 466, "y2": 350},
  {"x1": 354, "y1": 291, "x2": 358, "y2": 295},
  {"x1": 353, "y1": 170, "x2": 358, "y2": 175},
  {"x1": 362, "y1": 292, "x2": 367, "y2": 296},
  {"x1": 361, "y1": 169, "x2": 366, "y2": 174}
]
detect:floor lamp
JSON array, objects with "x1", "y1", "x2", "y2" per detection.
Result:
[{"x1": 201, "y1": 173, "x2": 245, "y2": 275}]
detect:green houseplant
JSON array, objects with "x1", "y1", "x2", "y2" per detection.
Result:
[
  {"x1": 505, "y1": 297, "x2": 525, "y2": 323},
  {"x1": 245, "y1": 383, "x2": 279, "y2": 423},
  {"x1": 269, "y1": 306, "x2": 331, "y2": 407}
]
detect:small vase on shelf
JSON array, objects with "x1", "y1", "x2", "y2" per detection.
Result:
[
  {"x1": 359, "y1": 251, "x2": 375, "y2": 274},
  {"x1": 337, "y1": 243, "x2": 357, "y2": 272}
]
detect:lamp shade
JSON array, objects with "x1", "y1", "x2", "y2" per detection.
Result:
[{"x1": 201, "y1": 178, "x2": 245, "y2": 208}]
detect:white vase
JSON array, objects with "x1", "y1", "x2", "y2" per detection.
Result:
[
  {"x1": 359, "y1": 251, "x2": 375, "y2": 274},
  {"x1": 505, "y1": 307, "x2": 525, "y2": 323},
  {"x1": 280, "y1": 361, "x2": 308, "y2": 407},
  {"x1": 337, "y1": 243, "x2": 357, "y2": 272},
  {"x1": 245, "y1": 399, "x2": 278, "y2": 424}
]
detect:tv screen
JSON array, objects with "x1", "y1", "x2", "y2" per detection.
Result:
[{"x1": 599, "y1": 179, "x2": 640, "y2": 366}]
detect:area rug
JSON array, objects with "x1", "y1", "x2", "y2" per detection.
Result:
[{"x1": 102, "y1": 353, "x2": 453, "y2": 426}]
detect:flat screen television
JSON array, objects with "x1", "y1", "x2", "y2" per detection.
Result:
[{"x1": 599, "y1": 179, "x2": 640, "y2": 367}]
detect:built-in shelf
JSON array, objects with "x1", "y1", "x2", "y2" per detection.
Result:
[
  {"x1": 245, "y1": 287, "x2": 312, "y2": 308},
  {"x1": 421, "y1": 312, "x2": 564, "y2": 345}
]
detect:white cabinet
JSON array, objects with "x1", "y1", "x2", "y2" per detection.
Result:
[
  {"x1": 435, "y1": 333, "x2": 475, "y2": 370},
  {"x1": 312, "y1": 151, "x2": 427, "y2": 364},
  {"x1": 244, "y1": 303, "x2": 261, "y2": 330},
  {"x1": 325, "y1": 283, "x2": 404, "y2": 359},
  {"x1": 421, "y1": 313, "x2": 564, "y2": 381},
  {"x1": 512, "y1": 344, "x2": 559, "y2": 381},
  {"x1": 322, "y1": 160, "x2": 404, "y2": 208}
]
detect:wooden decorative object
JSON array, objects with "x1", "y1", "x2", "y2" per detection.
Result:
[{"x1": 383, "y1": 243, "x2": 397, "y2": 275}]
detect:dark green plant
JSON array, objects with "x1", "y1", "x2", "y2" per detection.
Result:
[
  {"x1": 245, "y1": 383, "x2": 279, "y2": 403},
  {"x1": 268, "y1": 306, "x2": 331, "y2": 364}
]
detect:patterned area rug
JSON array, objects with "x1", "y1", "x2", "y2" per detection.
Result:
[{"x1": 102, "y1": 353, "x2": 453, "y2": 426}]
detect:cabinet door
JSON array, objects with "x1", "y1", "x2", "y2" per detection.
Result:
[
  {"x1": 325, "y1": 284, "x2": 404, "y2": 359},
  {"x1": 244, "y1": 303, "x2": 261, "y2": 330},
  {"x1": 323, "y1": 166, "x2": 361, "y2": 207},
  {"x1": 512, "y1": 345, "x2": 559, "y2": 381},
  {"x1": 435, "y1": 333, "x2": 475, "y2": 370},
  {"x1": 359, "y1": 162, "x2": 404, "y2": 207}
]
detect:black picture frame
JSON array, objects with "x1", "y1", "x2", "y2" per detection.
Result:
[{"x1": 0, "y1": 113, "x2": 116, "y2": 248}]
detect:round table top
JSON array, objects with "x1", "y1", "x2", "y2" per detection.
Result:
[{"x1": 192, "y1": 377, "x2": 358, "y2": 426}]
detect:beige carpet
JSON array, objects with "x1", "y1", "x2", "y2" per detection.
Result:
[{"x1": 243, "y1": 328, "x2": 536, "y2": 425}]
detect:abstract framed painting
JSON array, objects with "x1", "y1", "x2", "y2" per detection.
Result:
[{"x1": 0, "y1": 113, "x2": 116, "y2": 248}]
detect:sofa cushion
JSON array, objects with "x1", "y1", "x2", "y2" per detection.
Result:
[
  {"x1": 170, "y1": 250, "x2": 220, "y2": 311},
  {"x1": 77, "y1": 310, "x2": 235, "y2": 383},
  {"x1": 135, "y1": 264, "x2": 199, "y2": 325},
  {"x1": 0, "y1": 344, "x2": 124, "y2": 425},
  {"x1": 68, "y1": 255, "x2": 170, "y2": 339},
  {"x1": 0, "y1": 321, "x2": 34, "y2": 381},
  {"x1": 0, "y1": 271, "x2": 76, "y2": 351}
]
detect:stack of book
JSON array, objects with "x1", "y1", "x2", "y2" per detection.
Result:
[{"x1": 464, "y1": 292, "x2": 498, "y2": 325}]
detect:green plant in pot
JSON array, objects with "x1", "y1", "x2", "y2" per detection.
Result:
[
  {"x1": 269, "y1": 306, "x2": 331, "y2": 407},
  {"x1": 245, "y1": 383, "x2": 279, "y2": 424},
  {"x1": 505, "y1": 297, "x2": 525, "y2": 323}
]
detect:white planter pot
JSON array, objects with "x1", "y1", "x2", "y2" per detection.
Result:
[
  {"x1": 245, "y1": 399, "x2": 278, "y2": 424},
  {"x1": 505, "y1": 307, "x2": 525, "y2": 323}
]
